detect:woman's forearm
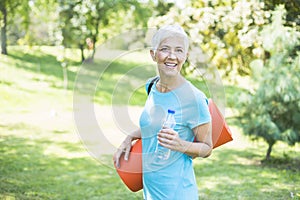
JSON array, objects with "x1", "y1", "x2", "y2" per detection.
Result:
[{"x1": 178, "y1": 140, "x2": 212, "y2": 158}]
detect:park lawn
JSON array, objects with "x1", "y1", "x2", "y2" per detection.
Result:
[{"x1": 0, "y1": 46, "x2": 299, "y2": 199}]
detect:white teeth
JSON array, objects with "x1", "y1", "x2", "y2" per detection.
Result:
[{"x1": 165, "y1": 63, "x2": 177, "y2": 67}]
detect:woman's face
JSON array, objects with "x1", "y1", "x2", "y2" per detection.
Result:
[{"x1": 151, "y1": 36, "x2": 188, "y2": 77}]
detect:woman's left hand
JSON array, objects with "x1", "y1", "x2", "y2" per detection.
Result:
[{"x1": 157, "y1": 128, "x2": 184, "y2": 152}]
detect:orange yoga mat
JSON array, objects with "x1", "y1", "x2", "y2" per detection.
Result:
[
  {"x1": 114, "y1": 99, "x2": 233, "y2": 192},
  {"x1": 114, "y1": 139, "x2": 143, "y2": 192},
  {"x1": 208, "y1": 99, "x2": 233, "y2": 148}
]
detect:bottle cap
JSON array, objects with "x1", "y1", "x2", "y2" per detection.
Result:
[{"x1": 167, "y1": 109, "x2": 175, "y2": 114}]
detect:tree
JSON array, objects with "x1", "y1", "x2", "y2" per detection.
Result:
[
  {"x1": 238, "y1": 6, "x2": 300, "y2": 160},
  {"x1": 0, "y1": 0, "x2": 30, "y2": 55},
  {"x1": 58, "y1": 0, "x2": 151, "y2": 62},
  {"x1": 148, "y1": 0, "x2": 269, "y2": 77},
  {"x1": 263, "y1": 0, "x2": 300, "y2": 26},
  {"x1": 22, "y1": 0, "x2": 58, "y2": 46}
]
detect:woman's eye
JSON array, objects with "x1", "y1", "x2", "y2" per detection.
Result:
[
  {"x1": 176, "y1": 49, "x2": 183, "y2": 53},
  {"x1": 160, "y1": 48, "x2": 168, "y2": 52}
]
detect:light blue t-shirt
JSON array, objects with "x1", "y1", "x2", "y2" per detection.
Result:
[{"x1": 139, "y1": 78, "x2": 211, "y2": 200}]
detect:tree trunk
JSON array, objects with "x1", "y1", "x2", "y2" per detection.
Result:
[
  {"x1": 91, "y1": 36, "x2": 96, "y2": 60},
  {"x1": 265, "y1": 142, "x2": 275, "y2": 160},
  {"x1": 1, "y1": 6, "x2": 8, "y2": 55},
  {"x1": 79, "y1": 44, "x2": 85, "y2": 62}
]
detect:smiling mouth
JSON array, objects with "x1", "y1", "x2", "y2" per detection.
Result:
[{"x1": 164, "y1": 62, "x2": 177, "y2": 68}]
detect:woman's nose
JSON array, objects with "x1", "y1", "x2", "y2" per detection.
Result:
[{"x1": 167, "y1": 51, "x2": 176, "y2": 59}]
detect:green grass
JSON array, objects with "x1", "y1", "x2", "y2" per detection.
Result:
[
  {"x1": 195, "y1": 145, "x2": 300, "y2": 199},
  {"x1": 0, "y1": 123, "x2": 143, "y2": 200},
  {"x1": 0, "y1": 46, "x2": 299, "y2": 199}
]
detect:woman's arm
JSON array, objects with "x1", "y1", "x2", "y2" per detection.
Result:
[
  {"x1": 157, "y1": 122, "x2": 212, "y2": 158},
  {"x1": 113, "y1": 129, "x2": 141, "y2": 168},
  {"x1": 188, "y1": 122, "x2": 212, "y2": 158}
]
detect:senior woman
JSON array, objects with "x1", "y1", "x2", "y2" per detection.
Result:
[{"x1": 114, "y1": 24, "x2": 212, "y2": 200}]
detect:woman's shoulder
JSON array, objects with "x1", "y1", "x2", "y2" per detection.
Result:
[
  {"x1": 185, "y1": 81, "x2": 207, "y2": 97},
  {"x1": 145, "y1": 76, "x2": 159, "y2": 94},
  {"x1": 182, "y1": 81, "x2": 208, "y2": 105}
]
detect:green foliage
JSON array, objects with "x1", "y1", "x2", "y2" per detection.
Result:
[
  {"x1": 0, "y1": 0, "x2": 30, "y2": 29},
  {"x1": 0, "y1": 0, "x2": 59, "y2": 47},
  {"x1": 238, "y1": 6, "x2": 300, "y2": 159},
  {"x1": 264, "y1": 0, "x2": 300, "y2": 26},
  {"x1": 0, "y1": 0, "x2": 30, "y2": 54},
  {"x1": 21, "y1": 0, "x2": 58, "y2": 46},
  {"x1": 58, "y1": 0, "x2": 152, "y2": 61},
  {"x1": 154, "y1": 0, "x2": 175, "y2": 16},
  {"x1": 148, "y1": 0, "x2": 269, "y2": 76}
]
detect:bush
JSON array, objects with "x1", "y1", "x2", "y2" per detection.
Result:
[{"x1": 238, "y1": 6, "x2": 300, "y2": 160}]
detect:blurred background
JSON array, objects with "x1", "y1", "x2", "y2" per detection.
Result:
[{"x1": 0, "y1": 0, "x2": 299, "y2": 199}]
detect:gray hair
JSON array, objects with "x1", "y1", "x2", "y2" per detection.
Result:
[{"x1": 151, "y1": 24, "x2": 189, "y2": 53}]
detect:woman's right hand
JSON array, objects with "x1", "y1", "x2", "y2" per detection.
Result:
[{"x1": 113, "y1": 136, "x2": 134, "y2": 168}]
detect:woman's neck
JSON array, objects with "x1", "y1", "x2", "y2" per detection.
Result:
[{"x1": 156, "y1": 74, "x2": 185, "y2": 93}]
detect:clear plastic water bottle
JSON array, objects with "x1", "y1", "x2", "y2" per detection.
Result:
[{"x1": 155, "y1": 109, "x2": 176, "y2": 160}]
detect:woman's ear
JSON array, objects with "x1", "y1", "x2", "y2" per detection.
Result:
[{"x1": 150, "y1": 50, "x2": 156, "y2": 62}]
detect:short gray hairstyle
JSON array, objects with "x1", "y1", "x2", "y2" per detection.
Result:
[{"x1": 151, "y1": 24, "x2": 189, "y2": 53}]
